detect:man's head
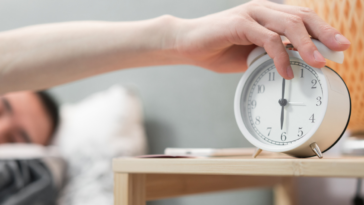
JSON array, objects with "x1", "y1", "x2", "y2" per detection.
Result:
[{"x1": 0, "y1": 91, "x2": 59, "y2": 145}]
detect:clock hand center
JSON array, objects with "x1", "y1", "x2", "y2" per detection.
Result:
[{"x1": 278, "y1": 99, "x2": 288, "y2": 106}]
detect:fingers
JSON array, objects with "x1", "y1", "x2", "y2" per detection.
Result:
[
  {"x1": 242, "y1": 22, "x2": 293, "y2": 79},
  {"x1": 263, "y1": 2, "x2": 350, "y2": 51},
  {"x1": 250, "y1": 7, "x2": 326, "y2": 68}
]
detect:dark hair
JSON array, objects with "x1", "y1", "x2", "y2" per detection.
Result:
[{"x1": 36, "y1": 91, "x2": 60, "y2": 141}]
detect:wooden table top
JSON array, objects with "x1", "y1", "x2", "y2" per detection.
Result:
[{"x1": 113, "y1": 155, "x2": 364, "y2": 178}]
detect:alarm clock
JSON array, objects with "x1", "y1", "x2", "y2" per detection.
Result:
[{"x1": 234, "y1": 39, "x2": 351, "y2": 158}]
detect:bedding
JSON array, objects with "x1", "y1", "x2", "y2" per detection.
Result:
[
  {"x1": 53, "y1": 85, "x2": 147, "y2": 205},
  {"x1": 0, "y1": 144, "x2": 65, "y2": 205}
]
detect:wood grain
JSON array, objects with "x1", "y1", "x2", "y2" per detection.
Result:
[
  {"x1": 274, "y1": 177, "x2": 296, "y2": 205},
  {"x1": 114, "y1": 173, "x2": 146, "y2": 205},
  {"x1": 113, "y1": 156, "x2": 364, "y2": 177},
  {"x1": 145, "y1": 174, "x2": 282, "y2": 200}
]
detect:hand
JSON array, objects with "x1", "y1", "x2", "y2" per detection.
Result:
[{"x1": 174, "y1": 0, "x2": 350, "y2": 79}]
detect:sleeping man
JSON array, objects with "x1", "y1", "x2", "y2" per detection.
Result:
[
  {"x1": 0, "y1": 91, "x2": 59, "y2": 145},
  {"x1": 0, "y1": 91, "x2": 60, "y2": 205},
  {"x1": 0, "y1": 86, "x2": 145, "y2": 205}
]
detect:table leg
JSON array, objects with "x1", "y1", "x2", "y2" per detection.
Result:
[
  {"x1": 274, "y1": 177, "x2": 296, "y2": 205},
  {"x1": 114, "y1": 173, "x2": 146, "y2": 205}
]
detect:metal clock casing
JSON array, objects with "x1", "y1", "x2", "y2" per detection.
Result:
[{"x1": 234, "y1": 41, "x2": 351, "y2": 158}]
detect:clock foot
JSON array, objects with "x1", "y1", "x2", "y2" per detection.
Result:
[
  {"x1": 252, "y1": 148, "x2": 263, "y2": 158},
  {"x1": 310, "y1": 142, "x2": 323, "y2": 159}
]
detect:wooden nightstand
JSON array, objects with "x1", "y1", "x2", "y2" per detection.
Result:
[{"x1": 113, "y1": 156, "x2": 364, "y2": 205}]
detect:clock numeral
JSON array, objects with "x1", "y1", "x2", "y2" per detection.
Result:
[
  {"x1": 255, "y1": 116, "x2": 260, "y2": 125},
  {"x1": 250, "y1": 100, "x2": 257, "y2": 109},
  {"x1": 281, "y1": 132, "x2": 287, "y2": 141},
  {"x1": 257, "y1": 85, "x2": 265, "y2": 93},
  {"x1": 309, "y1": 114, "x2": 315, "y2": 123},
  {"x1": 311, "y1": 79, "x2": 317, "y2": 89},
  {"x1": 297, "y1": 127, "x2": 303, "y2": 137},
  {"x1": 301, "y1": 69, "x2": 304, "y2": 78},
  {"x1": 267, "y1": 127, "x2": 272, "y2": 136},
  {"x1": 269, "y1": 72, "x2": 275, "y2": 81},
  {"x1": 316, "y1": 96, "x2": 322, "y2": 106}
]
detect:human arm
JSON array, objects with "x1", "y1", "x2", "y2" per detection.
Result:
[
  {"x1": 0, "y1": 0, "x2": 350, "y2": 94},
  {"x1": 0, "y1": 18, "x2": 184, "y2": 94}
]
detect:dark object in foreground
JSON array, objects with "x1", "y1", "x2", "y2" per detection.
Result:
[
  {"x1": 353, "y1": 178, "x2": 364, "y2": 205},
  {"x1": 0, "y1": 159, "x2": 58, "y2": 205}
]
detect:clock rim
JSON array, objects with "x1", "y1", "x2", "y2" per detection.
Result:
[
  {"x1": 234, "y1": 53, "x2": 329, "y2": 152},
  {"x1": 306, "y1": 66, "x2": 352, "y2": 157}
]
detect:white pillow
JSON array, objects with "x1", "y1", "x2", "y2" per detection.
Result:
[{"x1": 53, "y1": 85, "x2": 147, "y2": 205}]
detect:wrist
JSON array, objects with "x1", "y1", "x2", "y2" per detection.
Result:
[
  {"x1": 151, "y1": 15, "x2": 193, "y2": 65},
  {"x1": 112, "y1": 15, "x2": 193, "y2": 68}
]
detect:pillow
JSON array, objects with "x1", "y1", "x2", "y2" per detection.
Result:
[{"x1": 53, "y1": 85, "x2": 147, "y2": 205}]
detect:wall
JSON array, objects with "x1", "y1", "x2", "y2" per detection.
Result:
[{"x1": 0, "y1": 0, "x2": 272, "y2": 204}]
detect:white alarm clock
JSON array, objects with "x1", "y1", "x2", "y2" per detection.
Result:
[{"x1": 234, "y1": 39, "x2": 351, "y2": 158}]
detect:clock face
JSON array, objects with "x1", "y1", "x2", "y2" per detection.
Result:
[{"x1": 240, "y1": 59, "x2": 325, "y2": 146}]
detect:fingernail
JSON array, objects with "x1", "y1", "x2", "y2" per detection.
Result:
[
  {"x1": 335, "y1": 34, "x2": 351, "y2": 45},
  {"x1": 313, "y1": 50, "x2": 326, "y2": 63},
  {"x1": 286, "y1": 66, "x2": 294, "y2": 79}
]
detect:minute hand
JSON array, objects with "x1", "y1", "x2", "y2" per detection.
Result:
[
  {"x1": 282, "y1": 78, "x2": 285, "y2": 100},
  {"x1": 280, "y1": 79, "x2": 286, "y2": 130}
]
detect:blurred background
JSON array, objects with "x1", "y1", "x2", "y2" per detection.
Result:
[
  {"x1": 0, "y1": 0, "x2": 271, "y2": 204},
  {"x1": 0, "y1": 0, "x2": 362, "y2": 205}
]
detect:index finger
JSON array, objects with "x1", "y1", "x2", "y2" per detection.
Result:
[{"x1": 263, "y1": 2, "x2": 351, "y2": 51}]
